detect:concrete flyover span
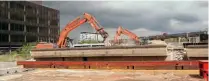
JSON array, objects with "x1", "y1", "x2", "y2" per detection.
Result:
[
  {"x1": 185, "y1": 45, "x2": 208, "y2": 60},
  {"x1": 31, "y1": 45, "x2": 208, "y2": 61}
]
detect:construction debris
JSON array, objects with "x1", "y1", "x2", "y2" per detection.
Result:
[{"x1": 166, "y1": 43, "x2": 187, "y2": 61}]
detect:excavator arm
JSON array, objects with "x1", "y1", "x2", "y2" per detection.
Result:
[
  {"x1": 36, "y1": 13, "x2": 108, "y2": 49},
  {"x1": 114, "y1": 26, "x2": 139, "y2": 44},
  {"x1": 57, "y1": 13, "x2": 109, "y2": 48},
  {"x1": 57, "y1": 17, "x2": 86, "y2": 48}
]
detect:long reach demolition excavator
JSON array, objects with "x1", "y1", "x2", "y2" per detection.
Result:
[
  {"x1": 114, "y1": 26, "x2": 140, "y2": 44},
  {"x1": 36, "y1": 13, "x2": 109, "y2": 49}
]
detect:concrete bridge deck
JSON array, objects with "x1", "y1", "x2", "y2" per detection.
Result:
[
  {"x1": 32, "y1": 45, "x2": 167, "y2": 58},
  {"x1": 31, "y1": 45, "x2": 208, "y2": 61}
]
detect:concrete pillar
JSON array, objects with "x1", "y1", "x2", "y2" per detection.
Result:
[
  {"x1": 37, "y1": 27, "x2": 39, "y2": 42},
  {"x1": 8, "y1": 23, "x2": 10, "y2": 31},
  {"x1": 23, "y1": 4, "x2": 25, "y2": 11},
  {"x1": 37, "y1": 9, "x2": 39, "y2": 24},
  {"x1": 9, "y1": 45, "x2": 11, "y2": 54},
  {"x1": 37, "y1": 27, "x2": 39, "y2": 33},
  {"x1": 24, "y1": 25, "x2": 26, "y2": 32},
  {"x1": 24, "y1": 24, "x2": 26, "y2": 42},
  {"x1": 186, "y1": 32, "x2": 189, "y2": 38},
  {"x1": 8, "y1": 1, "x2": 11, "y2": 44},
  {"x1": 37, "y1": 36, "x2": 39, "y2": 42},
  {"x1": 36, "y1": 9, "x2": 38, "y2": 14},
  {"x1": 8, "y1": 1, "x2": 10, "y2": 8},
  {"x1": 8, "y1": 34, "x2": 11, "y2": 54},
  {"x1": 48, "y1": 37, "x2": 50, "y2": 43},
  {"x1": 48, "y1": 28, "x2": 50, "y2": 34},
  {"x1": 48, "y1": 15, "x2": 50, "y2": 43},
  {"x1": 8, "y1": 23, "x2": 10, "y2": 54},
  {"x1": 8, "y1": 12, "x2": 10, "y2": 20},
  {"x1": 52, "y1": 38, "x2": 54, "y2": 43},
  {"x1": 186, "y1": 32, "x2": 189, "y2": 42},
  {"x1": 48, "y1": 28, "x2": 50, "y2": 42},
  {"x1": 8, "y1": 2, "x2": 10, "y2": 19},
  {"x1": 7, "y1": 2, "x2": 11, "y2": 54},
  {"x1": 24, "y1": 15, "x2": 26, "y2": 22},
  {"x1": 8, "y1": 23, "x2": 10, "y2": 42},
  {"x1": 24, "y1": 5, "x2": 26, "y2": 22},
  {"x1": 8, "y1": 34, "x2": 11, "y2": 43},
  {"x1": 178, "y1": 37, "x2": 181, "y2": 44},
  {"x1": 24, "y1": 35, "x2": 26, "y2": 42},
  {"x1": 48, "y1": 20, "x2": 50, "y2": 26},
  {"x1": 37, "y1": 17, "x2": 39, "y2": 24}
]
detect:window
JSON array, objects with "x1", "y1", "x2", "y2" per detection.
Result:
[
  {"x1": 10, "y1": 23, "x2": 24, "y2": 31},
  {"x1": 0, "y1": 34, "x2": 8, "y2": 42},
  {"x1": 0, "y1": 22, "x2": 8, "y2": 30}
]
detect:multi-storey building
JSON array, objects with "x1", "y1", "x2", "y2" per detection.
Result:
[{"x1": 0, "y1": 1, "x2": 60, "y2": 53}]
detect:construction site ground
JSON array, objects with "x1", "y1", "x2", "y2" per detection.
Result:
[{"x1": 0, "y1": 69, "x2": 204, "y2": 81}]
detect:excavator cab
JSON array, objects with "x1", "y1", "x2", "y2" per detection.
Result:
[
  {"x1": 65, "y1": 37, "x2": 74, "y2": 47},
  {"x1": 36, "y1": 42, "x2": 58, "y2": 49},
  {"x1": 114, "y1": 26, "x2": 140, "y2": 45}
]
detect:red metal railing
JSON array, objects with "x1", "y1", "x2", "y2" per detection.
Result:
[{"x1": 17, "y1": 61, "x2": 199, "y2": 70}]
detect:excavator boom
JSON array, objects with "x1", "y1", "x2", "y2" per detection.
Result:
[
  {"x1": 83, "y1": 13, "x2": 108, "y2": 41},
  {"x1": 114, "y1": 26, "x2": 139, "y2": 44},
  {"x1": 57, "y1": 13, "x2": 108, "y2": 48},
  {"x1": 57, "y1": 17, "x2": 87, "y2": 48},
  {"x1": 36, "y1": 13, "x2": 108, "y2": 49}
]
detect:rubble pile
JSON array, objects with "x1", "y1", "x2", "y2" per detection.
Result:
[{"x1": 166, "y1": 43, "x2": 187, "y2": 61}]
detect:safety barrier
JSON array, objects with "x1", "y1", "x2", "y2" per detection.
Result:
[
  {"x1": 17, "y1": 61, "x2": 199, "y2": 70},
  {"x1": 199, "y1": 60, "x2": 208, "y2": 81}
]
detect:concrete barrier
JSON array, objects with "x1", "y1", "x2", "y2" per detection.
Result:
[{"x1": 0, "y1": 62, "x2": 32, "y2": 76}]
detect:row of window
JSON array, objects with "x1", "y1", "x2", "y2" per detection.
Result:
[
  {"x1": 0, "y1": 13, "x2": 58, "y2": 26},
  {"x1": 0, "y1": 34, "x2": 25, "y2": 42},
  {"x1": 0, "y1": 2, "x2": 59, "y2": 19},
  {"x1": 0, "y1": 34, "x2": 57, "y2": 42},
  {"x1": 0, "y1": 22, "x2": 57, "y2": 34}
]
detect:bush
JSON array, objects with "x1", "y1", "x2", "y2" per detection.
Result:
[{"x1": 0, "y1": 43, "x2": 35, "y2": 62}]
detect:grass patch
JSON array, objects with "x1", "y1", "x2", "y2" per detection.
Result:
[
  {"x1": 0, "y1": 54, "x2": 16, "y2": 62},
  {"x1": 0, "y1": 43, "x2": 35, "y2": 62}
]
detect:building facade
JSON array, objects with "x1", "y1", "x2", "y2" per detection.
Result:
[{"x1": 0, "y1": 1, "x2": 60, "y2": 53}]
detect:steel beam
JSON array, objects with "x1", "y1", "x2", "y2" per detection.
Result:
[{"x1": 17, "y1": 61, "x2": 199, "y2": 70}]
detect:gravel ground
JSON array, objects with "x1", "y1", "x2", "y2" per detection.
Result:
[{"x1": 0, "y1": 69, "x2": 204, "y2": 81}]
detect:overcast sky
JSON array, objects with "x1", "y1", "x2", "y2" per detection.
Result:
[{"x1": 43, "y1": 1, "x2": 208, "y2": 40}]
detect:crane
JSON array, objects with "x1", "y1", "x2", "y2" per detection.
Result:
[
  {"x1": 114, "y1": 26, "x2": 139, "y2": 44},
  {"x1": 36, "y1": 13, "x2": 109, "y2": 49}
]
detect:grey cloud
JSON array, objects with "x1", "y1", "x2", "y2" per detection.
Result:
[
  {"x1": 172, "y1": 14, "x2": 199, "y2": 23},
  {"x1": 194, "y1": 1, "x2": 208, "y2": 7},
  {"x1": 43, "y1": 1, "x2": 207, "y2": 39}
]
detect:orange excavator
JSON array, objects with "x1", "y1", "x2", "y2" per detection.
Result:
[
  {"x1": 114, "y1": 26, "x2": 140, "y2": 44},
  {"x1": 36, "y1": 13, "x2": 109, "y2": 49}
]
